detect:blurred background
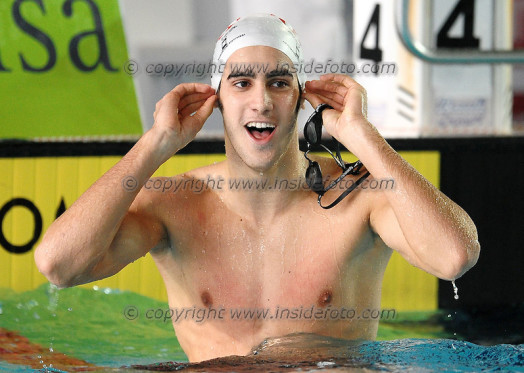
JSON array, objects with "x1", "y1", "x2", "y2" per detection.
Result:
[{"x1": 1, "y1": 0, "x2": 523, "y2": 368}]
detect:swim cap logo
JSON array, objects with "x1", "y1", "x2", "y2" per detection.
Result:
[{"x1": 282, "y1": 39, "x2": 301, "y2": 61}]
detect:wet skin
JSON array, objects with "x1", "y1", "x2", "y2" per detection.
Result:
[
  {"x1": 35, "y1": 46, "x2": 479, "y2": 363},
  {"x1": 137, "y1": 47, "x2": 392, "y2": 361},
  {"x1": 145, "y1": 159, "x2": 391, "y2": 361}
]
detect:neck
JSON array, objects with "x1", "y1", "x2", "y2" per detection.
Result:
[{"x1": 222, "y1": 135, "x2": 308, "y2": 223}]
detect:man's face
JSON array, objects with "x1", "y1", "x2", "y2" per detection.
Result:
[{"x1": 218, "y1": 46, "x2": 301, "y2": 173}]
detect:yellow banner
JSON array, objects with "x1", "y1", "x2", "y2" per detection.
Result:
[{"x1": 0, "y1": 152, "x2": 438, "y2": 310}]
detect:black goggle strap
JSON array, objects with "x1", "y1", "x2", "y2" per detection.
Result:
[
  {"x1": 334, "y1": 138, "x2": 344, "y2": 166},
  {"x1": 319, "y1": 143, "x2": 345, "y2": 169},
  {"x1": 315, "y1": 103, "x2": 333, "y2": 116},
  {"x1": 319, "y1": 171, "x2": 371, "y2": 209},
  {"x1": 323, "y1": 162, "x2": 357, "y2": 192},
  {"x1": 345, "y1": 160, "x2": 363, "y2": 175},
  {"x1": 321, "y1": 159, "x2": 365, "y2": 198}
]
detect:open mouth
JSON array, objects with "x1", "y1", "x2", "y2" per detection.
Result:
[{"x1": 245, "y1": 122, "x2": 276, "y2": 141}]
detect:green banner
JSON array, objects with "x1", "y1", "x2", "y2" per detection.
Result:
[{"x1": 0, "y1": 0, "x2": 141, "y2": 139}]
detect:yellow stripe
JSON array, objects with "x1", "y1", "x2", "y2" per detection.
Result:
[
  {"x1": 380, "y1": 151, "x2": 440, "y2": 311},
  {"x1": 0, "y1": 152, "x2": 438, "y2": 310}
]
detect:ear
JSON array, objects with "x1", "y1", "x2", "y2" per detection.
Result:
[{"x1": 214, "y1": 86, "x2": 222, "y2": 109}]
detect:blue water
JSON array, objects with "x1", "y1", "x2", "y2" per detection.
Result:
[
  {"x1": 3, "y1": 339, "x2": 521, "y2": 372},
  {"x1": 355, "y1": 339, "x2": 524, "y2": 372}
]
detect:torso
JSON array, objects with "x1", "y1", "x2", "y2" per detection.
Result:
[{"x1": 145, "y1": 158, "x2": 392, "y2": 362}]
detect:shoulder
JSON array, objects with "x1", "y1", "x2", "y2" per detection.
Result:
[
  {"x1": 138, "y1": 161, "x2": 225, "y2": 197},
  {"x1": 132, "y1": 161, "x2": 226, "y2": 219}
]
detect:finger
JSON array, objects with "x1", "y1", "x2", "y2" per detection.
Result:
[
  {"x1": 302, "y1": 91, "x2": 323, "y2": 109},
  {"x1": 167, "y1": 83, "x2": 215, "y2": 107},
  {"x1": 179, "y1": 98, "x2": 213, "y2": 118},
  {"x1": 305, "y1": 86, "x2": 345, "y2": 107},
  {"x1": 320, "y1": 74, "x2": 363, "y2": 92},
  {"x1": 189, "y1": 95, "x2": 217, "y2": 128},
  {"x1": 303, "y1": 91, "x2": 344, "y2": 112},
  {"x1": 173, "y1": 82, "x2": 215, "y2": 96},
  {"x1": 306, "y1": 79, "x2": 347, "y2": 102},
  {"x1": 179, "y1": 92, "x2": 215, "y2": 112},
  {"x1": 158, "y1": 84, "x2": 213, "y2": 119},
  {"x1": 318, "y1": 74, "x2": 367, "y2": 118}
]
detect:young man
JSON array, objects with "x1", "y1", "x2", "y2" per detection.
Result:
[{"x1": 35, "y1": 14, "x2": 479, "y2": 362}]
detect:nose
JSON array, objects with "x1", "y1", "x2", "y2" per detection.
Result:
[{"x1": 249, "y1": 82, "x2": 273, "y2": 114}]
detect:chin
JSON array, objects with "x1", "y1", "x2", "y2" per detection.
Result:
[{"x1": 244, "y1": 155, "x2": 278, "y2": 173}]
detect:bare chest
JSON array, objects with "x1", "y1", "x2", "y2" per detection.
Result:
[{"x1": 158, "y1": 205, "x2": 377, "y2": 311}]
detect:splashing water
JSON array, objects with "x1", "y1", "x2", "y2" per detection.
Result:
[
  {"x1": 452, "y1": 280, "x2": 459, "y2": 300},
  {"x1": 46, "y1": 284, "x2": 59, "y2": 313}
]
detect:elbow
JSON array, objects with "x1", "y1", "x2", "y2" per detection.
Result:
[
  {"x1": 438, "y1": 240, "x2": 480, "y2": 281},
  {"x1": 34, "y1": 243, "x2": 75, "y2": 288}
]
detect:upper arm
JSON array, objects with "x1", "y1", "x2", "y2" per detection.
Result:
[
  {"x1": 369, "y1": 191, "x2": 421, "y2": 268},
  {"x1": 88, "y1": 190, "x2": 167, "y2": 282}
]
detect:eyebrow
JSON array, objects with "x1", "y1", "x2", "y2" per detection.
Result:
[
  {"x1": 266, "y1": 68, "x2": 293, "y2": 79},
  {"x1": 226, "y1": 67, "x2": 294, "y2": 81}
]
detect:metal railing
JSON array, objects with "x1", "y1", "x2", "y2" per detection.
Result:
[{"x1": 396, "y1": 0, "x2": 524, "y2": 63}]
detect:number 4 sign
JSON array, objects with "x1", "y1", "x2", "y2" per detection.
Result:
[{"x1": 353, "y1": 0, "x2": 512, "y2": 137}]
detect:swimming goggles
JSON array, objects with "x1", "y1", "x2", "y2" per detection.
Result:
[{"x1": 303, "y1": 103, "x2": 370, "y2": 209}]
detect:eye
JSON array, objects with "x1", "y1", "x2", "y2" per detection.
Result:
[
  {"x1": 233, "y1": 80, "x2": 250, "y2": 88},
  {"x1": 271, "y1": 80, "x2": 289, "y2": 88}
]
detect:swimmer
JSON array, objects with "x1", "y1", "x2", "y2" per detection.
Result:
[{"x1": 34, "y1": 14, "x2": 480, "y2": 362}]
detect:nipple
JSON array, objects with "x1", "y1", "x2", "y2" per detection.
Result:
[
  {"x1": 201, "y1": 291, "x2": 213, "y2": 307},
  {"x1": 317, "y1": 290, "x2": 333, "y2": 307}
]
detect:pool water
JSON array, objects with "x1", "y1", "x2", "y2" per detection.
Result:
[{"x1": 0, "y1": 284, "x2": 522, "y2": 372}]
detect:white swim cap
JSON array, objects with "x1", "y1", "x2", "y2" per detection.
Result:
[{"x1": 211, "y1": 13, "x2": 307, "y2": 91}]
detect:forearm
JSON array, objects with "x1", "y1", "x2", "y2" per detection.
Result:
[
  {"x1": 344, "y1": 122, "x2": 480, "y2": 279},
  {"x1": 34, "y1": 128, "x2": 173, "y2": 284},
  {"x1": 304, "y1": 74, "x2": 479, "y2": 279}
]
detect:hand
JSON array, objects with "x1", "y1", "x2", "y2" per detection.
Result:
[
  {"x1": 304, "y1": 74, "x2": 371, "y2": 154},
  {"x1": 152, "y1": 83, "x2": 216, "y2": 153}
]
